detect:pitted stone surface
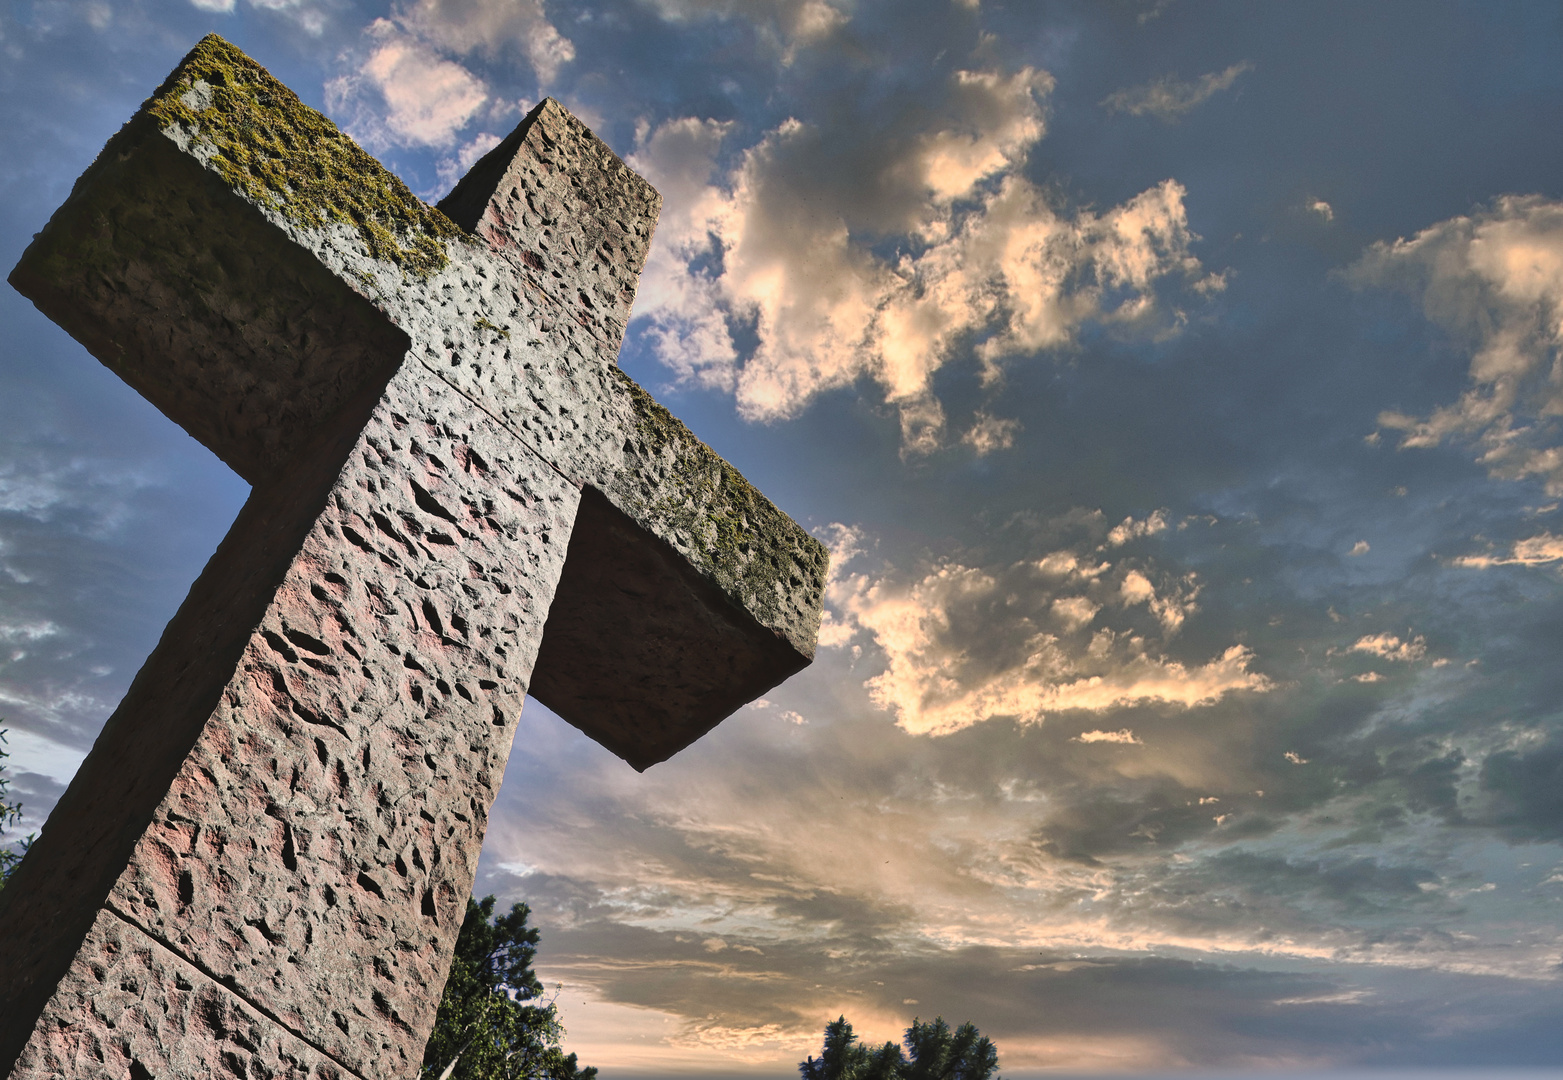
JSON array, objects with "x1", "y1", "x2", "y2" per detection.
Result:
[
  {"x1": 106, "y1": 368, "x2": 577, "y2": 1077},
  {"x1": 14, "y1": 909, "x2": 351, "y2": 1080},
  {"x1": 0, "y1": 33, "x2": 825, "y2": 1080}
]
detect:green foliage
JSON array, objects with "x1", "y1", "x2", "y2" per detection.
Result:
[
  {"x1": 800, "y1": 1015, "x2": 1000, "y2": 1080},
  {"x1": 0, "y1": 726, "x2": 35, "y2": 890},
  {"x1": 422, "y1": 895, "x2": 596, "y2": 1080}
]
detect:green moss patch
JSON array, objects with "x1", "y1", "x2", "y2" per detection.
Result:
[
  {"x1": 146, "y1": 34, "x2": 465, "y2": 278},
  {"x1": 613, "y1": 370, "x2": 828, "y2": 633}
]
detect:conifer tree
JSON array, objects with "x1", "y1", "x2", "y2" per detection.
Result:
[
  {"x1": 799, "y1": 1014, "x2": 1000, "y2": 1080},
  {"x1": 421, "y1": 895, "x2": 596, "y2": 1080}
]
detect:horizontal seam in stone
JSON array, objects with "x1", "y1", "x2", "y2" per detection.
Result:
[
  {"x1": 418, "y1": 356, "x2": 583, "y2": 494},
  {"x1": 101, "y1": 901, "x2": 375, "y2": 1080}
]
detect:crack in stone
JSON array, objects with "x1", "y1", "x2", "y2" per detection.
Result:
[{"x1": 102, "y1": 903, "x2": 373, "y2": 1080}]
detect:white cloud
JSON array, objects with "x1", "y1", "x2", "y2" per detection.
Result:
[
  {"x1": 1349, "y1": 540, "x2": 1370, "y2": 556},
  {"x1": 961, "y1": 412, "x2": 1020, "y2": 455},
  {"x1": 247, "y1": 0, "x2": 328, "y2": 35},
  {"x1": 1308, "y1": 198, "x2": 1334, "y2": 222},
  {"x1": 1101, "y1": 62, "x2": 1254, "y2": 122},
  {"x1": 1107, "y1": 510, "x2": 1169, "y2": 546},
  {"x1": 1350, "y1": 195, "x2": 1563, "y2": 494},
  {"x1": 367, "y1": 39, "x2": 485, "y2": 146},
  {"x1": 327, "y1": 21, "x2": 488, "y2": 150},
  {"x1": 823, "y1": 533, "x2": 1267, "y2": 736},
  {"x1": 625, "y1": 117, "x2": 741, "y2": 390},
  {"x1": 1073, "y1": 728, "x2": 1143, "y2": 744},
  {"x1": 0, "y1": 620, "x2": 59, "y2": 643},
  {"x1": 1118, "y1": 567, "x2": 1198, "y2": 633},
  {"x1": 1350, "y1": 633, "x2": 1427, "y2": 663},
  {"x1": 1052, "y1": 595, "x2": 1100, "y2": 631},
  {"x1": 189, "y1": 0, "x2": 235, "y2": 11},
  {"x1": 435, "y1": 130, "x2": 504, "y2": 197},
  {"x1": 630, "y1": 63, "x2": 1213, "y2": 453},
  {"x1": 0, "y1": 455, "x2": 156, "y2": 538},
  {"x1": 327, "y1": 0, "x2": 576, "y2": 156},
  {"x1": 1453, "y1": 531, "x2": 1563, "y2": 568},
  {"x1": 397, "y1": 0, "x2": 576, "y2": 85},
  {"x1": 642, "y1": 0, "x2": 850, "y2": 61}
]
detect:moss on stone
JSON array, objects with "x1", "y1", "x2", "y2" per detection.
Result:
[
  {"x1": 146, "y1": 34, "x2": 465, "y2": 279},
  {"x1": 612, "y1": 370, "x2": 828, "y2": 637}
]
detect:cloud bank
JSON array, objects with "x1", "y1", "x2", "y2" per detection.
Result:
[
  {"x1": 820, "y1": 515, "x2": 1269, "y2": 735},
  {"x1": 630, "y1": 62, "x2": 1215, "y2": 453}
]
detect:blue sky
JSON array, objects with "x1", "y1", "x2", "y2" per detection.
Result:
[{"x1": 4, "y1": 0, "x2": 1563, "y2": 1075}]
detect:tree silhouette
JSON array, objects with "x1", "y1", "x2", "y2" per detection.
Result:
[
  {"x1": 0, "y1": 726, "x2": 34, "y2": 890},
  {"x1": 800, "y1": 1014, "x2": 1000, "y2": 1080}
]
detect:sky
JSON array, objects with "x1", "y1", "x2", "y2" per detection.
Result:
[{"x1": 3, "y1": 0, "x2": 1563, "y2": 1076}]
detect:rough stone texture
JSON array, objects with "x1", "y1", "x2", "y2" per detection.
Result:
[
  {"x1": 13, "y1": 908, "x2": 348, "y2": 1080},
  {"x1": 0, "y1": 367, "x2": 576, "y2": 1079},
  {"x1": 0, "y1": 33, "x2": 825, "y2": 1080},
  {"x1": 105, "y1": 369, "x2": 578, "y2": 1077}
]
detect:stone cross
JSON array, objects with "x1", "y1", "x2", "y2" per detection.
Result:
[{"x1": 0, "y1": 35, "x2": 825, "y2": 1080}]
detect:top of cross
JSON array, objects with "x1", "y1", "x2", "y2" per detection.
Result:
[{"x1": 11, "y1": 35, "x2": 827, "y2": 768}]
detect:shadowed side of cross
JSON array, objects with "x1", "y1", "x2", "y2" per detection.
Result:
[{"x1": 0, "y1": 35, "x2": 824, "y2": 1080}]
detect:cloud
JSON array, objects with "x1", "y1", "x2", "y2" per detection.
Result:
[
  {"x1": 396, "y1": 0, "x2": 576, "y2": 84},
  {"x1": 960, "y1": 412, "x2": 1020, "y2": 455},
  {"x1": 630, "y1": 62, "x2": 1213, "y2": 452},
  {"x1": 1453, "y1": 531, "x2": 1563, "y2": 568},
  {"x1": 1350, "y1": 633, "x2": 1427, "y2": 663},
  {"x1": 434, "y1": 129, "x2": 505, "y2": 197},
  {"x1": 642, "y1": 0, "x2": 850, "y2": 61},
  {"x1": 1052, "y1": 595, "x2": 1100, "y2": 631},
  {"x1": 1480, "y1": 737, "x2": 1563, "y2": 841},
  {"x1": 1101, "y1": 62, "x2": 1254, "y2": 122},
  {"x1": 327, "y1": 20, "x2": 488, "y2": 150},
  {"x1": 822, "y1": 526, "x2": 1267, "y2": 735},
  {"x1": 1349, "y1": 539, "x2": 1370, "y2": 555},
  {"x1": 326, "y1": 0, "x2": 577, "y2": 157},
  {"x1": 1308, "y1": 199, "x2": 1334, "y2": 222},
  {"x1": 1107, "y1": 510, "x2": 1169, "y2": 546},
  {"x1": 1350, "y1": 195, "x2": 1563, "y2": 494},
  {"x1": 1074, "y1": 728, "x2": 1143, "y2": 744}
]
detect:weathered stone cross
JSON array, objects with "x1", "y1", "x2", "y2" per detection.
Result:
[{"x1": 0, "y1": 36, "x2": 825, "y2": 1080}]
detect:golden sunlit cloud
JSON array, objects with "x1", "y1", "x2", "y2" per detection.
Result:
[
  {"x1": 630, "y1": 62, "x2": 1216, "y2": 453},
  {"x1": 1353, "y1": 195, "x2": 1563, "y2": 494},
  {"x1": 820, "y1": 524, "x2": 1269, "y2": 735},
  {"x1": 1453, "y1": 531, "x2": 1563, "y2": 567}
]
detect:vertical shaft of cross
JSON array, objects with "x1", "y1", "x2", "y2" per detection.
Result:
[{"x1": 0, "y1": 364, "x2": 581, "y2": 1079}]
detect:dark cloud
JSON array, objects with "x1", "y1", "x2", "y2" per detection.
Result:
[{"x1": 1480, "y1": 737, "x2": 1563, "y2": 843}]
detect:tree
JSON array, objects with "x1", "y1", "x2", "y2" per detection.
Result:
[
  {"x1": 800, "y1": 1015, "x2": 1000, "y2": 1080},
  {"x1": 0, "y1": 726, "x2": 34, "y2": 891},
  {"x1": 421, "y1": 894, "x2": 596, "y2": 1080}
]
